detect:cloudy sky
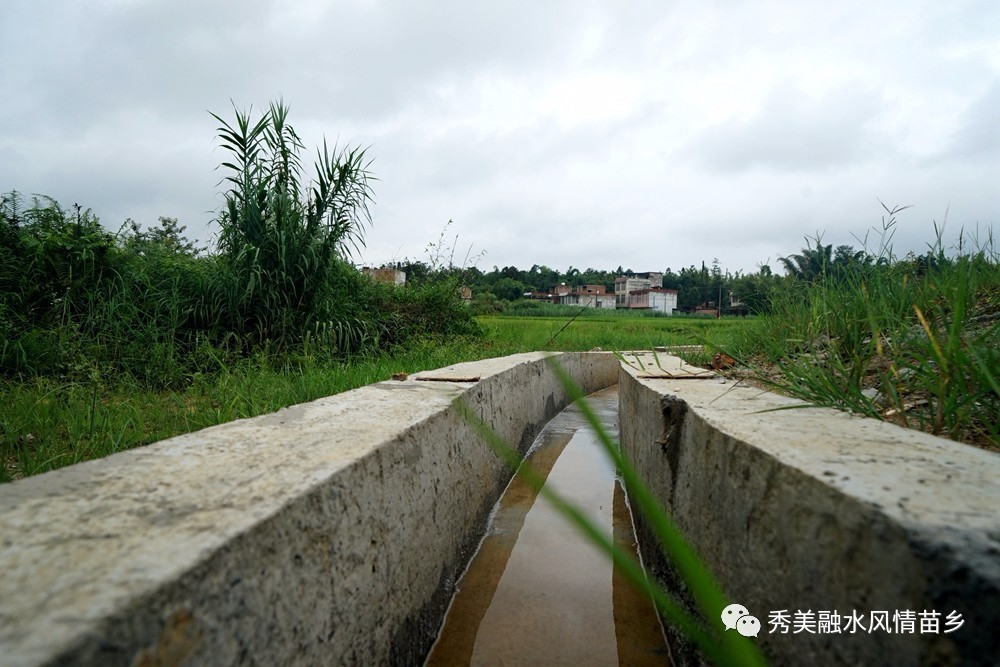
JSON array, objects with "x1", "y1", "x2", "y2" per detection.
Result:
[{"x1": 2, "y1": 0, "x2": 997, "y2": 275}]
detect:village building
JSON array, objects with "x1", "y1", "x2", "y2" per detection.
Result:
[
  {"x1": 527, "y1": 274, "x2": 681, "y2": 314},
  {"x1": 626, "y1": 288, "x2": 678, "y2": 315},
  {"x1": 527, "y1": 283, "x2": 580, "y2": 305},
  {"x1": 687, "y1": 293, "x2": 747, "y2": 317},
  {"x1": 362, "y1": 267, "x2": 406, "y2": 286},
  {"x1": 551, "y1": 283, "x2": 574, "y2": 298},
  {"x1": 727, "y1": 292, "x2": 749, "y2": 316},
  {"x1": 692, "y1": 301, "x2": 720, "y2": 317},
  {"x1": 614, "y1": 272, "x2": 664, "y2": 307},
  {"x1": 558, "y1": 284, "x2": 617, "y2": 309}
]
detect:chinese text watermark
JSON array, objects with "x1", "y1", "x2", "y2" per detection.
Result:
[{"x1": 722, "y1": 604, "x2": 965, "y2": 638}]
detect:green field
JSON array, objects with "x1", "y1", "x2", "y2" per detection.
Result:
[
  {"x1": 478, "y1": 313, "x2": 739, "y2": 353},
  {"x1": 0, "y1": 313, "x2": 739, "y2": 483}
]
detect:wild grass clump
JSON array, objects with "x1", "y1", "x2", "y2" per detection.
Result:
[
  {"x1": 371, "y1": 276, "x2": 483, "y2": 346},
  {"x1": 0, "y1": 194, "x2": 209, "y2": 386},
  {"x1": 714, "y1": 211, "x2": 1000, "y2": 450}
]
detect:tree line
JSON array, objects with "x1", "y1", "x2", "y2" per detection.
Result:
[
  {"x1": 387, "y1": 258, "x2": 775, "y2": 312},
  {"x1": 388, "y1": 234, "x2": 958, "y2": 315}
]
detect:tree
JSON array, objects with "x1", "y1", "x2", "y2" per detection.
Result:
[
  {"x1": 122, "y1": 216, "x2": 203, "y2": 256},
  {"x1": 779, "y1": 238, "x2": 833, "y2": 281},
  {"x1": 564, "y1": 266, "x2": 582, "y2": 286},
  {"x1": 535, "y1": 265, "x2": 560, "y2": 291},
  {"x1": 730, "y1": 271, "x2": 778, "y2": 313},
  {"x1": 492, "y1": 277, "x2": 527, "y2": 302}
]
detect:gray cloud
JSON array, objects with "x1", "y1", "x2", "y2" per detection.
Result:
[
  {"x1": 1, "y1": 0, "x2": 996, "y2": 275},
  {"x1": 686, "y1": 84, "x2": 889, "y2": 173},
  {"x1": 943, "y1": 80, "x2": 1000, "y2": 161}
]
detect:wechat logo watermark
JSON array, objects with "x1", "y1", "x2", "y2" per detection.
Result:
[{"x1": 722, "y1": 603, "x2": 761, "y2": 638}]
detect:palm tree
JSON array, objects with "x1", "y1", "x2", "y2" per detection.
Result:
[
  {"x1": 779, "y1": 238, "x2": 833, "y2": 281},
  {"x1": 564, "y1": 266, "x2": 582, "y2": 286}
]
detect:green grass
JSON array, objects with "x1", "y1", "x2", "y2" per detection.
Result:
[
  {"x1": 708, "y1": 232, "x2": 1000, "y2": 450},
  {"x1": 0, "y1": 336, "x2": 480, "y2": 482},
  {"x1": 479, "y1": 313, "x2": 744, "y2": 351},
  {"x1": 0, "y1": 312, "x2": 749, "y2": 483}
]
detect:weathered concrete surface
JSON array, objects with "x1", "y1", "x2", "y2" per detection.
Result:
[
  {"x1": 618, "y1": 353, "x2": 1000, "y2": 667},
  {"x1": 0, "y1": 352, "x2": 617, "y2": 667}
]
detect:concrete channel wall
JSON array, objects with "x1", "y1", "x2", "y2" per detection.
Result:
[
  {"x1": 618, "y1": 352, "x2": 1000, "y2": 667},
  {"x1": 4, "y1": 351, "x2": 997, "y2": 666},
  {"x1": 0, "y1": 352, "x2": 618, "y2": 667}
]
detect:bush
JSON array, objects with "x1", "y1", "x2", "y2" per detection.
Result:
[{"x1": 368, "y1": 276, "x2": 482, "y2": 348}]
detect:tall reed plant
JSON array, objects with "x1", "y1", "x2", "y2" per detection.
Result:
[{"x1": 210, "y1": 100, "x2": 376, "y2": 349}]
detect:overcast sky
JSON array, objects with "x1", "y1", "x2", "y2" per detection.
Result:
[{"x1": 2, "y1": 1, "x2": 997, "y2": 275}]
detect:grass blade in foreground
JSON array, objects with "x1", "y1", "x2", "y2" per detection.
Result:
[
  {"x1": 546, "y1": 358, "x2": 766, "y2": 666},
  {"x1": 455, "y1": 360, "x2": 766, "y2": 666}
]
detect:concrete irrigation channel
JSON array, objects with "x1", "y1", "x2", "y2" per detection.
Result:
[{"x1": 0, "y1": 352, "x2": 997, "y2": 666}]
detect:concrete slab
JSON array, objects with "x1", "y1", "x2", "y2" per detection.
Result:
[
  {"x1": 618, "y1": 353, "x2": 1000, "y2": 667},
  {"x1": 0, "y1": 352, "x2": 618, "y2": 666}
]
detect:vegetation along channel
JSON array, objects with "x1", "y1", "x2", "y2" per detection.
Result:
[
  {"x1": 1, "y1": 94, "x2": 997, "y2": 666},
  {"x1": 426, "y1": 386, "x2": 670, "y2": 666}
]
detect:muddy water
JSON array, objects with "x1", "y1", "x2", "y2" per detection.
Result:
[{"x1": 426, "y1": 386, "x2": 670, "y2": 666}]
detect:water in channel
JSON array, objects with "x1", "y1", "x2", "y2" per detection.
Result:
[{"x1": 426, "y1": 386, "x2": 671, "y2": 666}]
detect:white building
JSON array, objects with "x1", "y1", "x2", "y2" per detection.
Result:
[
  {"x1": 627, "y1": 288, "x2": 678, "y2": 315},
  {"x1": 560, "y1": 292, "x2": 617, "y2": 309}
]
